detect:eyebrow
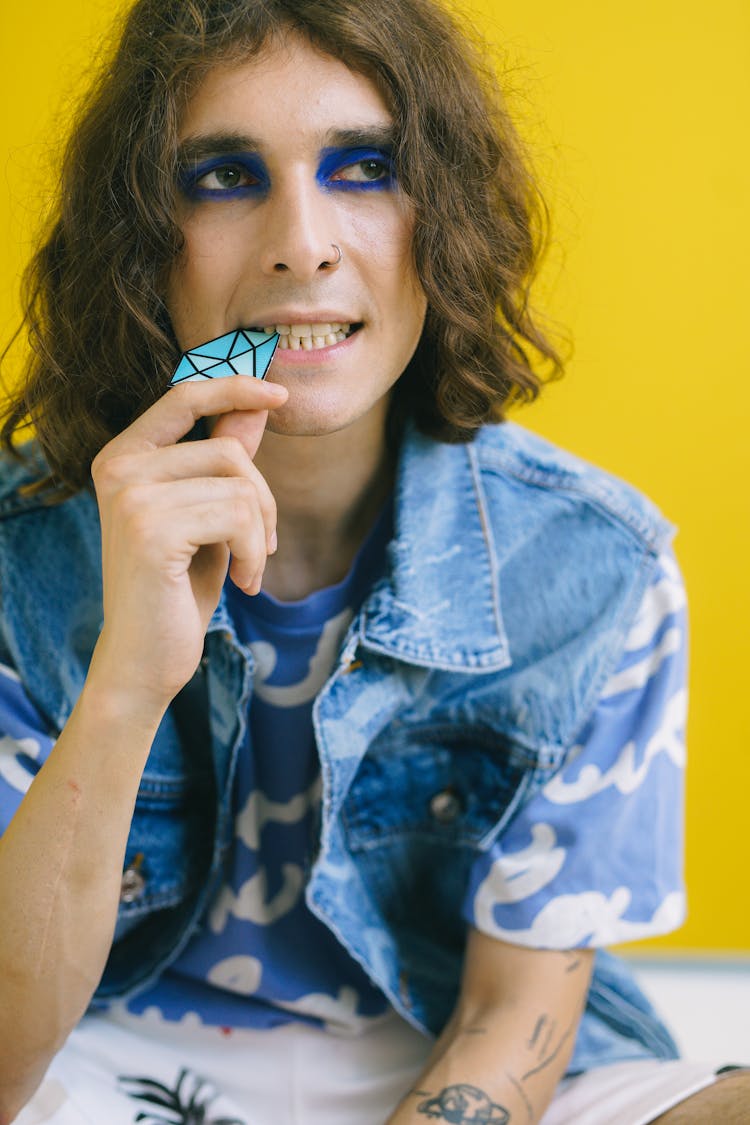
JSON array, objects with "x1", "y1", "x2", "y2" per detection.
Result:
[{"x1": 176, "y1": 124, "x2": 397, "y2": 165}]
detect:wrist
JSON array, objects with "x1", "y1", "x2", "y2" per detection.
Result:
[{"x1": 81, "y1": 643, "x2": 176, "y2": 738}]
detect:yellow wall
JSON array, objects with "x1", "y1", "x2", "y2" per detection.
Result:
[{"x1": 1, "y1": 2, "x2": 748, "y2": 950}]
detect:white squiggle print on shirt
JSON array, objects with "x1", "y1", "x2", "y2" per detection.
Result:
[
  {"x1": 274, "y1": 986, "x2": 368, "y2": 1032},
  {"x1": 601, "y1": 627, "x2": 682, "y2": 698},
  {"x1": 250, "y1": 608, "x2": 353, "y2": 707},
  {"x1": 476, "y1": 888, "x2": 686, "y2": 948},
  {"x1": 209, "y1": 864, "x2": 305, "y2": 933},
  {"x1": 624, "y1": 571, "x2": 686, "y2": 652},
  {"x1": 123, "y1": 1005, "x2": 206, "y2": 1030},
  {"x1": 0, "y1": 735, "x2": 43, "y2": 795},
  {"x1": 236, "y1": 776, "x2": 322, "y2": 850},
  {"x1": 543, "y1": 688, "x2": 686, "y2": 805},
  {"x1": 473, "y1": 823, "x2": 566, "y2": 929},
  {"x1": 207, "y1": 954, "x2": 263, "y2": 995}
]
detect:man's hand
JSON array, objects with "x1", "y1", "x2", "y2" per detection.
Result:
[
  {"x1": 90, "y1": 374, "x2": 288, "y2": 716},
  {"x1": 387, "y1": 929, "x2": 594, "y2": 1125}
]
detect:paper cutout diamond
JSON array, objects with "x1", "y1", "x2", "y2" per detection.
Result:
[{"x1": 170, "y1": 328, "x2": 280, "y2": 385}]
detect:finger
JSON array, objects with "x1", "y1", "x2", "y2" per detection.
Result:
[
  {"x1": 210, "y1": 407, "x2": 271, "y2": 463},
  {"x1": 96, "y1": 438, "x2": 277, "y2": 551},
  {"x1": 185, "y1": 500, "x2": 267, "y2": 593},
  {"x1": 109, "y1": 476, "x2": 269, "y2": 589},
  {"x1": 95, "y1": 376, "x2": 288, "y2": 461}
]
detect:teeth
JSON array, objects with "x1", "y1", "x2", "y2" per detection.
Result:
[
  {"x1": 259, "y1": 322, "x2": 350, "y2": 335},
  {"x1": 254, "y1": 322, "x2": 355, "y2": 351}
]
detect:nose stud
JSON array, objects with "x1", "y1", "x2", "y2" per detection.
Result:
[{"x1": 321, "y1": 243, "x2": 343, "y2": 269}]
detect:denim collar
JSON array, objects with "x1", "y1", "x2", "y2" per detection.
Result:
[
  {"x1": 207, "y1": 427, "x2": 511, "y2": 674},
  {"x1": 359, "y1": 427, "x2": 511, "y2": 673}
]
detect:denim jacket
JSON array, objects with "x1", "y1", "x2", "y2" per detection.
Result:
[{"x1": 0, "y1": 421, "x2": 680, "y2": 1074}]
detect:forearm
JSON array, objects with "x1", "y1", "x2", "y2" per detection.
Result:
[
  {"x1": 387, "y1": 934, "x2": 593, "y2": 1125},
  {"x1": 0, "y1": 659, "x2": 166, "y2": 1120},
  {"x1": 387, "y1": 996, "x2": 580, "y2": 1125}
]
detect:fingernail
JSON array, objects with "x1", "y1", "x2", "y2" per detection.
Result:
[
  {"x1": 264, "y1": 381, "x2": 287, "y2": 398},
  {"x1": 268, "y1": 530, "x2": 278, "y2": 554},
  {"x1": 250, "y1": 568, "x2": 265, "y2": 595}
]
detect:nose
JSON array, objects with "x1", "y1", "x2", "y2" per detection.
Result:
[{"x1": 258, "y1": 169, "x2": 342, "y2": 281}]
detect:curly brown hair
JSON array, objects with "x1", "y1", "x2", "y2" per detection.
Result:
[{"x1": 0, "y1": 0, "x2": 562, "y2": 496}]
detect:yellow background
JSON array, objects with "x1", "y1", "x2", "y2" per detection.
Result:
[{"x1": 1, "y1": 2, "x2": 748, "y2": 951}]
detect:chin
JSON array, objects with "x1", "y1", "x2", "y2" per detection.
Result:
[
  {"x1": 265, "y1": 390, "x2": 389, "y2": 440},
  {"x1": 265, "y1": 416, "x2": 340, "y2": 439}
]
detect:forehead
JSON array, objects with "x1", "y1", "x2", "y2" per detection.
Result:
[{"x1": 178, "y1": 34, "x2": 393, "y2": 144}]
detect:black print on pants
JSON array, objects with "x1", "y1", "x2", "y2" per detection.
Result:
[{"x1": 118, "y1": 1067, "x2": 246, "y2": 1125}]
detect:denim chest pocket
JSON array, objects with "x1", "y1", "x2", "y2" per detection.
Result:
[
  {"x1": 341, "y1": 724, "x2": 534, "y2": 851},
  {"x1": 338, "y1": 726, "x2": 535, "y2": 964}
]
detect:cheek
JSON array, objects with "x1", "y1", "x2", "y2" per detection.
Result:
[
  {"x1": 350, "y1": 207, "x2": 426, "y2": 324},
  {"x1": 166, "y1": 224, "x2": 245, "y2": 343},
  {"x1": 345, "y1": 194, "x2": 415, "y2": 267}
]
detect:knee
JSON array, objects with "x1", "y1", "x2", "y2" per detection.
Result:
[{"x1": 651, "y1": 1068, "x2": 750, "y2": 1124}]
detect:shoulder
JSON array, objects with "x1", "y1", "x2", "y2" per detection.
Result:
[
  {"x1": 0, "y1": 442, "x2": 51, "y2": 517},
  {"x1": 0, "y1": 442, "x2": 97, "y2": 529},
  {"x1": 0, "y1": 443, "x2": 102, "y2": 726},
  {"x1": 0, "y1": 441, "x2": 100, "y2": 609},
  {"x1": 461, "y1": 424, "x2": 678, "y2": 749},
  {"x1": 468, "y1": 421, "x2": 674, "y2": 554}
]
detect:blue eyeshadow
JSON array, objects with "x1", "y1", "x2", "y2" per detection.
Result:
[
  {"x1": 316, "y1": 146, "x2": 397, "y2": 191},
  {"x1": 177, "y1": 144, "x2": 397, "y2": 201},
  {"x1": 178, "y1": 152, "x2": 270, "y2": 200}
]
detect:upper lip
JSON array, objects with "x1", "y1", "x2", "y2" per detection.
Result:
[{"x1": 246, "y1": 311, "x2": 360, "y2": 327}]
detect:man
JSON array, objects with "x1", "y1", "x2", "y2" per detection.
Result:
[{"x1": 0, "y1": 0, "x2": 746, "y2": 1122}]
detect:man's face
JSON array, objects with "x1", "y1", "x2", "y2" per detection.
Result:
[{"x1": 167, "y1": 34, "x2": 427, "y2": 440}]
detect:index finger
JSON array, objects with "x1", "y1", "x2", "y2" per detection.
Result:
[{"x1": 102, "y1": 376, "x2": 288, "y2": 457}]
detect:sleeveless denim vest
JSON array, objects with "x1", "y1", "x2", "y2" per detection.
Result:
[{"x1": 0, "y1": 421, "x2": 680, "y2": 1074}]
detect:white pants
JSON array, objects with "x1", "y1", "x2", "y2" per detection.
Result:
[{"x1": 16, "y1": 1007, "x2": 726, "y2": 1125}]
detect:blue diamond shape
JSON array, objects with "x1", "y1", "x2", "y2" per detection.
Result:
[{"x1": 170, "y1": 329, "x2": 280, "y2": 385}]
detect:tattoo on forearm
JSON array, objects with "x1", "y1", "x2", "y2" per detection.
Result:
[
  {"x1": 505, "y1": 1071, "x2": 533, "y2": 1123},
  {"x1": 415, "y1": 1084, "x2": 510, "y2": 1123},
  {"x1": 526, "y1": 1013, "x2": 557, "y2": 1059},
  {"x1": 538, "y1": 1018, "x2": 557, "y2": 1059},
  {"x1": 527, "y1": 1015, "x2": 546, "y2": 1049},
  {"x1": 521, "y1": 1015, "x2": 576, "y2": 1082},
  {"x1": 562, "y1": 951, "x2": 582, "y2": 973}
]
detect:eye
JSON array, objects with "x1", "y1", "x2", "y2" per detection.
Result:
[
  {"x1": 318, "y1": 145, "x2": 397, "y2": 191},
  {"x1": 196, "y1": 163, "x2": 259, "y2": 191},
  {"x1": 334, "y1": 158, "x2": 391, "y2": 184},
  {"x1": 178, "y1": 153, "x2": 269, "y2": 200}
]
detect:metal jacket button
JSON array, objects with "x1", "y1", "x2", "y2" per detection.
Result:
[
  {"x1": 120, "y1": 852, "x2": 146, "y2": 903},
  {"x1": 429, "y1": 788, "x2": 463, "y2": 824}
]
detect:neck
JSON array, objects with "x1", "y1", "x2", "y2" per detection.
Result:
[{"x1": 254, "y1": 414, "x2": 395, "y2": 601}]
